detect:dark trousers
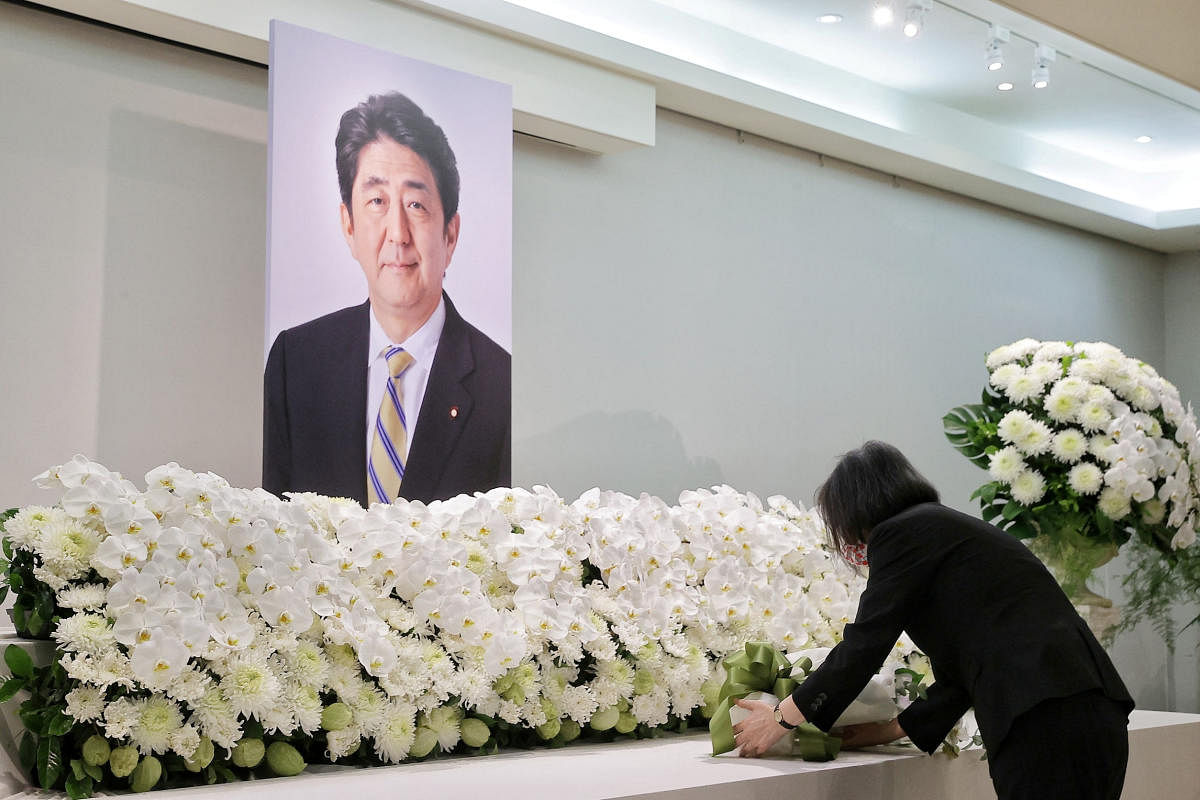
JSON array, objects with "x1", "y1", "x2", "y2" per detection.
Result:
[{"x1": 988, "y1": 689, "x2": 1129, "y2": 800}]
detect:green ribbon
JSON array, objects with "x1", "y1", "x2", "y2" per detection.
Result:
[{"x1": 709, "y1": 641, "x2": 841, "y2": 761}]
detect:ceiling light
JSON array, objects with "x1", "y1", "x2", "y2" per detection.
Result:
[
  {"x1": 902, "y1": 0, "x2": 931, "y2": 38},
  {"x1": 985, "y1": 25, "x2": 1009, "y2": 72},
  {"x1": 997, "y1": 82, "x2": 1014, "y2": 91},
  {"x1": 1032, "y1": 43, "x2": 1055, "y2": 89},
  {"x1": 1135, "y1": 135, "x2": 1152, "y2": 144},
  {"x1": 817, "y1": 13, "x2": 843, "y2": 23},
  {"x1": 872, "y1": 2, "x2": 894, "y2": 26}
]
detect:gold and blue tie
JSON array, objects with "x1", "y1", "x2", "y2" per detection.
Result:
[{"x1": 367, "y1": 345, "x2": 415, "y2": 505}]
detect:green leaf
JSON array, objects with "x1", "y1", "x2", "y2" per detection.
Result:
[
  {"x1": 47, "y1": 711, "x2": 75, "y2": 736},
  {"x1": 37, "y1": 734, "x2": 62, "y2": 789},
  {"x1": 70, "y1": 758, "x2": 85, "y2": 781},
  {"x1": 5, "y1": 645, "x2": 33, "y2": 680},
  {"x1": 65, "y1": 773, "x2": 92, "y2": 800},
  {"x1": 19, "y1": 731, "x2": 36, "y2": 773},
  {"x1": 2, "y1": 537, "x2": 12, "y2": 559},
  {"x1": 83, "y1": 761, "x2": 103, "y2": 782},
  {"x1": 1001, "y1": 500, "x2": 1023, "y2": 521},
  {"x1": 0, "y1": 676, "x2": 26, "y2": 702},
  {"x1": 26, "y1": 610, "x2": 44, "y2": 638},
  {"x1": 11, "y1": 605, "x2": 26, "y2": 634},
  {"x1": 0, "y1": 586, "x2": 8, "y2": 604},
  {"x1": 1006, "y1": 520, "x2": 1038, "y2": 540}
]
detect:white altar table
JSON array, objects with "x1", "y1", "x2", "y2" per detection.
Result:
[{"x1": 1, "y1": 709, "x2": 1195, "y2": 799}]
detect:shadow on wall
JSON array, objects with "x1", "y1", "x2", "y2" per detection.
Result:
[
  {"x1": 97, "y1": 109, "x2": 266, "y2": 488},
  {"x1": 516, "y1": 410, "x2": 723, "y2": 501}
]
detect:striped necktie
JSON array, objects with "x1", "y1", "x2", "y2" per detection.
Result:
[{"x1": 367, "y1": 345, "x2": 415, "y2": 505}]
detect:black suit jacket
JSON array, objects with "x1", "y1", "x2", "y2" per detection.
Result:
[
  {"x1": 791, "y1": 503, "x2": 1132, "y2": 754},
  {"x1": 262, "y1": 293, "x2": 511, "y2": 505}
]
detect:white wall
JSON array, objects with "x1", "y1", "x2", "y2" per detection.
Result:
[{"x1": 1, "y1": 2, "x2": 1196, "y2": 710}]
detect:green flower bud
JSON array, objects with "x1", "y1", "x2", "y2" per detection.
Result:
[
  {"x1": 614, "y1": 711, "x2": 638, "y2": 735},
  {"x1": 588, "y1": 705, "x2": 619, "y2": 731},
  {"x1": 266, "y1": 741, "x2": 306, "y2": 777},
  {"x1": 460, "y1": 718, "x2": 491, "y2": 748},
  {"x1": 130, "y1": 755, "x2": 162, "y2": 792},
  {"x1": 321, "y1": 702, "x2": 353, "y2": 731},
  {"x1": 108, "y1": 746, "x2": 139, "y2": 778},
  {"x1": 231, "y1": 738, "x2": 265, "y2": 768},
  {"x1": 536, "y1": 717, "x2": 561, "y2": 740},
  {"x1": 184, "y1": 737, "x2": 215, "y2": 772},
  {"x1": 633, "y1": 669, "x2": 656, "y2": 695},
  {"x1": 409, "y1": 726, "x2": 439, "y2": 758},
  {"x1": 557, "y1": 719, "x2": 581, "y2": 743},
  {"x1": 82, "y1": 735, "x2": 111, "y2": 767}
]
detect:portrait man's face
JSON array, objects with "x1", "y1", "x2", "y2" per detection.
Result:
[{"x1": 340, "y1": 136, "x2": 460, "y2": 325}]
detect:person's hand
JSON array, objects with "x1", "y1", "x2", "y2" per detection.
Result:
[
  {"x1": 835, "y1": 718, "x2": 906, "y2": 749},
  {"x1": 731, "y1": 698, "x2": 791, "y2": 757}
]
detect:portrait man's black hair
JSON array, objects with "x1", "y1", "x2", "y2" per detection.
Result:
[{"x1": 335, "y1": 91, "x2": 461, "y2": 228}]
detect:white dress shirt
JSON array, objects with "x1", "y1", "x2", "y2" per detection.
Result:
[{"x1": 365, "y1": 298, "x2": 446, "y2": 468}]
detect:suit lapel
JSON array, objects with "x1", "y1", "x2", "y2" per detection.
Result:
[
  {"x1": 401, "y1": 294, "x2": 474, "y2": 502},
  {"x1": 327, "y1": 301, "x2": 370, "y2": 504}
]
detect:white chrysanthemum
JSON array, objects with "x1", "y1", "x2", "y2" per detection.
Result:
[
  {"x1": 102, "y1": 697, "x2": 138, "y2": 740},
  {"x1": 1067, "y1": 463, "x2": 1104, "y2": 495},
  {"x1": 997, "y1": 410, "x2": 1034, "y2": 446},
  {"x1": 1097, "y1": 487, "x2": 1131, "y2": 520},
  {"x1": 188, "y1": 687, "x2": 241, "y2": 749},
  {"x1": 1050, "y1": 430, "x2": 1088, "y2": 463},
  {"x1": 1004, "y1": 370, "x2": 1045, "y2": 404},
  {"x1": 40, "y1": 518, "x2": 102, "y2": 580},
  {"x1": 56, "y1": 584, "x2": 109, "y2": 612},
  {"x1": 989, "y1": 363, "x2": 1022, "y2": 392},
  {"x1": 53, "y1": 613, "x2": 117, "y2": 656},
  {"x1": 985, "y1": 345, "x2": 1017, "y2": 370},
  {"x1": 287, "y1": 639, "x2": 330, "y2": 689},
  {"x1": 292, "y1": 684, "x2": 324, "y2": 734},
  {"x1": 1010, "y1": 470, "x2": 1047, "y2": 505},
  {"x1": 129, "y1": 696, "x2": 184, "y2": 755},
  {"x1": 373, "y1": 702, "x2": 417, "y2": 763},
  {"x1": 1043, "y1": 389, "x2": 1082, "y2": 424},
  {"x1": 65, "y1": 685, "x2": 107, "y2": 723},
  {"x1": 2, "y1": 506, "x2": 64, "y2": 549},
  {"x1": 168, "y1": 724, "x2": 201, "y2": 759},
  {"x1": 326, "y1": 726, "x2": 363, "y2": 761},
  {"x1": 988, "y1": 447, "x2": 1026, "y2": 484},
  {"x1": 219, "y1": 652, "x2": 281, "y2": 718},
  {"x1": 1078, "y1": 400, "x2": 1113, "y2": 432},
  {"x1": 1033, "y1": 341, "x2": 1071, "y2": 363}
]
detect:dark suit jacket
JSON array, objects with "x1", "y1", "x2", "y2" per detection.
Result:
[
  {"x1": 262, "y1": 293, "x2": 511, "y2": 505},
  {"x1": 791, "y1": 503, "x2": 1132, "y2": 754}
]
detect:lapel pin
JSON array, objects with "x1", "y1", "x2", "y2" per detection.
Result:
[{"x1": 449, "y1": 406, "x2": 459, "y2": 419}]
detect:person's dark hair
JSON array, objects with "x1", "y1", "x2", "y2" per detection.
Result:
[
  {"x1": 335, "y1": 92, "x2": 460, "y2": 228},
  {"x1": 815, "y1": 441, "x2": 939, "y2": 559}
]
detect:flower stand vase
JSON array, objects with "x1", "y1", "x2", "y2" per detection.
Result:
[{"x1": 1029, "y1": 534, "x2": 1121, "y2": 643}]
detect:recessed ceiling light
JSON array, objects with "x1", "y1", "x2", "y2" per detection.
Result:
[
  {"x1": 817, "y1": 14, "x2": 843, "y2": 24},
  {"x1": 997, "y1": 82, "x2": 1014, "y2": 91},
  {"x1": 872, "y1": 2, "x2": 894, "y2": 26},
  {"x1": 1135, "y1": 135, "x2": 1153, "y2": 144}
]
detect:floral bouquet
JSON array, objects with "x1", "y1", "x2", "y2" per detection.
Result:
[
  {"x1": 0, "y1": 457, "x2": 967, "y2": 796},
  {"x1": 944, "y1": 338, "x2": 1200, "y2": 605}
]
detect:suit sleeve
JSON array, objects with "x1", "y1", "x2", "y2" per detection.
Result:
[
  {"x1": 790, "y1": 521, "x2": 941, "y2": 731},
  {"x1": 897, "y1": 676, "x2": 972, "y2": 753},
  {"x1": 262, "y1": 332, "x2": 291, "y2": 497}
]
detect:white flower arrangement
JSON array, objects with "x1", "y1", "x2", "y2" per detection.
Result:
[
  {"x1": 1, "y1": 457, "x2": 959, "y2": 795},
  {"x1": 947, "y1": 338, "x2": 1200, "y2": 603}
]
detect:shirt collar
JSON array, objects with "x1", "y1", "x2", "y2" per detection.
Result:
[{"x1": 367, "y1": 296, "x2": 446, "y2": 366}]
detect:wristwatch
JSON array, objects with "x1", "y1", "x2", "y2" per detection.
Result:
[{"x1": 773, "y1": 701, "x2": 798, "y2": 730}]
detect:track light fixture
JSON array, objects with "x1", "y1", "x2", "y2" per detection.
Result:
[
  {"x1": 872, "y1": 1, "x2": 894, "y2": 26},
  {"x1": 1032, "y1": 43, "x2": 1055, "y2": 88},
  {"x1": 985, "y1": 25, "x2": 1009, "y2": 71},
  {"x1": 902, "y1": 0, "x2": 932, "y2": 38}
]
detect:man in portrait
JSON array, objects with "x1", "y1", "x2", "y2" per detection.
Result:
[{"x1": 263, "y1": 91, "x2": 511, "y2": 506}]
